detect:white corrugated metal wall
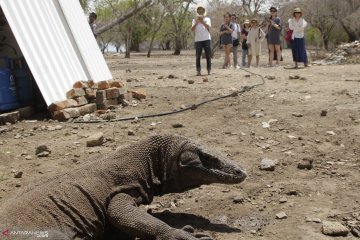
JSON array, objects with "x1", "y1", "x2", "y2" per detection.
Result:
[{"x1": 0, "y1": 0, "x2": 112, "y2": 106}]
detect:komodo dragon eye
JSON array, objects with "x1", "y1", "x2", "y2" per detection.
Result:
[{"x1": 179, "y1": 151, "x2": 202, "y2": 167}]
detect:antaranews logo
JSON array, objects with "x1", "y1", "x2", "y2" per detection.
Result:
[
  {"x1": 1, "y1": 229, "x2": 9, "y2": 237},
  {"x1": 1, "y1": 229, "x2": 49, "y2": 238}
]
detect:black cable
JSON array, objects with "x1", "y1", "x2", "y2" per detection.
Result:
[{"x1": 74, "y1": 68, "x2": 265, "y2": 124}]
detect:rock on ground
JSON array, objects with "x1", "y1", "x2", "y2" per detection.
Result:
[
  {"x1": 86, "y1": 132, "x2": 104, "y2": 147},
  {"x1": 322, "y1": 220, "x2": 349, "y2": 236},
  {"x1": 260, "y1": 158, "x2": 276, "y2": 171}
]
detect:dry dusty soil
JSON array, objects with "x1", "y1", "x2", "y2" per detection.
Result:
[{"x1": 1, "y1": 49, "x2": 360, "y2": 239}]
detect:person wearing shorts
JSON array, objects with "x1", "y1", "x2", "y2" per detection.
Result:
[
  {"x1": 267, "y1": 6, "x2": 282, "y2": 67},
  {"x1": 219, "y1": 12, "x2": 234, "y2": 69}
]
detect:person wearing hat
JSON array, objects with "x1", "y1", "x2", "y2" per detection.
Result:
[
  {"x1": 247, "y1": 18, "x2": 266, "y2": 67},
  {"x1": 288, "y1": 7, "x2": 309, "y2": 68},
  {"x1": 241, "y1": 19, "x2": 250, "y2": 67},
  {"x1": 267, "y1": 6, "x2": 282, "y2": 67},
  {"x1": 191, "y1": 5, "x2": 212, "y2": 76}
]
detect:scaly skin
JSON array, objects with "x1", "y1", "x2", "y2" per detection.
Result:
[{"x1": 0, "y1": 135, "x2": 246, "y2": 240}]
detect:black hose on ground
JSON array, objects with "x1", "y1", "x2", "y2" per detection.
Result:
[{"x1": 74, "y1": 68, "x2": 266, "y2": 124}]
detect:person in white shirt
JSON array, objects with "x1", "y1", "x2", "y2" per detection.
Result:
[
  {"x1": 288, "y1": 8, "x2": 309, "y2": 68},
  {"x1": 191, "y1": 5, "x2": 212, "y2": 76},
  {"x1": 247, "y1": 18, "x2": 266, "y2": 67},
  {"x1": 231, "y1": 14, "x2": 241, "y2": 68}
]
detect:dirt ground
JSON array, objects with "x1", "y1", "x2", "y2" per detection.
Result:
[{"x1": 1, "y1": 49, "x2": 360, "y2": 239}]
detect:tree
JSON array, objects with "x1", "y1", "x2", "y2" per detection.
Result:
[
  {"x1": 79, "y1": 0, "x2": 90, "y2": 12},
  {"x1": 303, "y1": 0, "x2": 337, "y2": 50},
  {"x1": 95, "y1": 0, "x2": 153, "y2": 36},
  {"x1": 146, "y1": 3, "x2": 167, "y2": 57},
  {"x1": 163, "y1": 0, "x2": 194, "y2": 55},
  {"x1": 238, "y1": 0, "x2": 267, "y2": 16},
  {"x1": 331, "y1": 0, "x2": 360, "y2": 41}
]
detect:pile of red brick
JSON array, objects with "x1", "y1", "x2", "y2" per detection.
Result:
[{"x1": 48, "y1": 79, "x2": 146, "y2": 121}]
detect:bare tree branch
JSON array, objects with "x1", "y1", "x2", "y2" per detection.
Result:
[{"x1": 96, "y1": 0, "x2": 153, "y2": 35}]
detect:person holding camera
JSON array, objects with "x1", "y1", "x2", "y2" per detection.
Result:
[
  {"x1": 191, "y1": 5, "x2": 212, "y2": 76},
  {"x1": 247, "y1": 18, "x2": 265, "y2": 67},
  {"x1": 231, "y1": 14, "x2": 241, "y2": 69},
  {"x1": 267, "y1": 6, "x2": 282, "y2": 67},
  {"x1": 219, "y1": 12, "x2": 234, "y2": 69}
]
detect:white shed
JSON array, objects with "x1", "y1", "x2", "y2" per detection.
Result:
[{"x1": 0, "y1": 0, "x2": 112, "y2": 106}]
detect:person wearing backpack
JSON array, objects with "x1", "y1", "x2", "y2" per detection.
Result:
[{"x1": 247, "y1": 18, "x2": 265, "y2": 67}]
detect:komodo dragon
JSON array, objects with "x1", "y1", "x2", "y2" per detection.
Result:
[{"x1": 0, "y1": 134, "x2": 246, "y2": 240}]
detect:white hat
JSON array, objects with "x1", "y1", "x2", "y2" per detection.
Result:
[{"x1": 196, "y1": 5, "x2": 207, "y2": 16}]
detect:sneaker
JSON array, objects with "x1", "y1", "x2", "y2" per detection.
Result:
[
  {"x1": 207, "y1": 69, "x2": 211, "y2": 75},
  {"x1": 235, "y1": 65, "x2": 241, "y2": 69},
  {"x1": 196, "y1": 71, "x2": 201, "y2": 76}
]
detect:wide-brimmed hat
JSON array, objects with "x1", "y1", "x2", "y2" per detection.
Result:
[
  {"x1": 196, "y1": 5, "x2": 207, "y2": 16},
  {"x1": 293, "y1": 7, "x2": 303, "y2": 16},
  {"x1": 243, "y1": 19, "x2": 250, "y2": 28},
  {"x1": 250, "y1": 18, "x2": 258, "y2": 24}
]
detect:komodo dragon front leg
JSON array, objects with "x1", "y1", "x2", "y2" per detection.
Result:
[{"x1": 107, "y1": 193, "x2": 212, "y2": 240}]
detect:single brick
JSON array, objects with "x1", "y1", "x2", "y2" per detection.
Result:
[
  {"x1": 117, "y1": 88, "x2": 127, "y2": 102},
  {"x1": 66, "y1": 88, "x2": 85, "y2": 99},
  {"x1": 74, "y1": 96, "x2": 88, "y2": 106},
  {"x1": 78, "y1": 103, "x2": 96, "y2": 116},
  {"x1": 85, "y1": 88, "x2": 96, "y2": 99},
  {"x1": 86, "y1": 132, "x2": 104, "y2": 147},
  {"x1": 106, "y1": 88, "x2": 120, "y2": 99},
  {"x1": 48, "y1": 99, "x2": 78, "y2": 113},
  {"x1": 97, "y1": 81, "x2": 110, "y2": 90},
  {"x1": 0, "y1": 111, "x2": 20, "y2": 125},
  {"x1": 73, "y1": 81, "x2": 89, "y2": 89},
  {"x1": 129, "y1": 89, "x2": 147, "y2": 100},
  {"x1": 96, "y1": 90, "x2": 106, "y2": 104},
  {"x1": 109, "y1": 80, "x2": 124, "y2": 88},
  {"x1": 53, "y1": 108, "x2": 80, "y2": 121}
]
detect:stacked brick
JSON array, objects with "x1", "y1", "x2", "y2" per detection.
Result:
[{"x1": 48, "y1": 79, "x2": 147, "y2": 121}]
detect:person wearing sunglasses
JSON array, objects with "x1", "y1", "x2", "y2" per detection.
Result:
[{"x1": 267, "y1": 7, "x2": 282, "y2": 67}]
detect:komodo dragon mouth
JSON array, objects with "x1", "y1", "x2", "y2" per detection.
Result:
[{"x1": 209, "y1": 168, "x2": 246, "y2": 183}]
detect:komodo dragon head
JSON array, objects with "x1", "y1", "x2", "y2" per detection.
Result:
[{"x1": 153, "y1": 135, "x2": 247, "y2": 194}]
